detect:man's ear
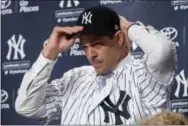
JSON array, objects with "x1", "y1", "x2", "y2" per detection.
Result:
[{"x1": 114, "y1": 31, "x2": 125, "y2": 47}]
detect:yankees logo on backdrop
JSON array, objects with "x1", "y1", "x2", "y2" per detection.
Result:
[{"x1": 82, "y1": 11, "x2": 92, "y2": 24}]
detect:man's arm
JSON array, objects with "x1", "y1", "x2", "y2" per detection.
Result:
[
  {"x1": 15, "y1": 53, "x2": 57, "y2": 118},
  {"x1": 128, "y1": 23, "x2": 177, "y2": 83},
  {"x1": 120, "y1": 16, "x2": 177, "y2": 116},
  {"x1": 15, "y1": 26, "x2": 84, "y2": 124},
  {"x1": 120, "y1": 16, "x2": 177, "y2": 83}
]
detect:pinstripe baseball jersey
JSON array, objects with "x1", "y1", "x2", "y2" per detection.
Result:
[
  {"x1": 42, "y1": 56, "x2": 173, "y2": 125},
  {"x1": 15, "y1": 24, "x2": 177, "y2": 125}
]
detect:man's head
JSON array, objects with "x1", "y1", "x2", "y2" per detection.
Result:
[
  {"x1": 76, "y1": 6, "x2": 129, "y2": 75},
  {"x1": 140, "y1": 111, "x2": 188, "y2": 125}
]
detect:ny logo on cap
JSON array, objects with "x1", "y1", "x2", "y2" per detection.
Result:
[{"x1": 82, "y1": 11, "x2": 92, "y2": 24}]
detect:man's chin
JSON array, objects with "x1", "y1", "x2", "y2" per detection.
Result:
[{"x1": 94, "y1": 68, "x2": 108, "y2": 75}]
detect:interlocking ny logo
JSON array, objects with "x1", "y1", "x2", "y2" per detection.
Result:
[
  {"x1": 100, "y1": 91, "x2": 131, "y2": 125},
  {"x1": 59, "y1": 0, "x2": 80, "y2": 8},
  {"x1": 82, "y1": 11, "x2": 92, "y2": 24},
  {"x1": 175, "y1": 70, "x2": 188, "y2": 97},
  {"x1": 6, "y1": 34, "x2": 26, "y2": 60}
]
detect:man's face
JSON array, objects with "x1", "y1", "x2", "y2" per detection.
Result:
[{"x1": 80, "y1": 34, "x2": 122, "y2": 75}]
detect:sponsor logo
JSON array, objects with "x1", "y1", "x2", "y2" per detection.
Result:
[
  {"x1": 171, "y1": 99, "x2": 188, "y2": 108},
  {"x1": 171, "y1": 0, "x2": 188, "y2": 11},
  {"x1": 1, "y1": 89, "x2": 10, "y2": 109},
  {"x1": 1, "y1": 0, "x2": 12, "y2": 15},
  {"x1": 69, "y1": 38, "x2": 85, "y2": 56},
  {"x1": 2, "y1": 34, "x2": 30, "y2": 75},
  {"x1": 100, "y1": 0, "x2": 122, "y2": 5},
  {"x1": 55, "y1": 0, "x2": 84, "y2": 23},
  {"x1": 1, "y1": 0, "x2": 11, "y2": 9},
  {"x1": 171, "y1": 108, "x2": 188, "y2": 113},
  {"x1": 160, "y1": 27, "x2": 180, "y2": 48},
  {"x1": 171, "y1": 99, "x2": 188, "y2": 113},
  {"x1": 19, "y1": 0, "x2": 39, "y2": 13}
]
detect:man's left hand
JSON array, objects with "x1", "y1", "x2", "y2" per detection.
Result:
[{"x1": 119, "y1": 15, "x2": 134, "y2": 51}]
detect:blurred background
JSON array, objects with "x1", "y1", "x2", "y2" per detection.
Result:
[{"x1": 1, "y1": 0, "x2": 188, "y2": 125}]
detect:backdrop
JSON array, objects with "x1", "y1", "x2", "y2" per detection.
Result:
[{"x1": 1, "y1": 0, "x2": 188, "y2": 125}]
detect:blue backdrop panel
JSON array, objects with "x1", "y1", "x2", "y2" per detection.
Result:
[{"x1": 1, "y1": 0, "x2": 188, "y2": 125}]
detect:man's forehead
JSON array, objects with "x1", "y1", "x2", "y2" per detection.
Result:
[{"x1": 79, "y1": 34, "x2": 108, "y2": 44}]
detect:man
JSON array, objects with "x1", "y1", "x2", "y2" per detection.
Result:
[{"x1": 15, "y1": 6, "x2": 177, "y2": 125}]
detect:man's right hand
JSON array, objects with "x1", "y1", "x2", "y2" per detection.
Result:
[{"x1": 42, "y1": 26, "x2": 83, "y2": 60}]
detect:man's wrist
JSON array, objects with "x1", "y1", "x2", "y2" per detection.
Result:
[{"x1": 42, "y1": 47, "x2": 59, "y2": 61}]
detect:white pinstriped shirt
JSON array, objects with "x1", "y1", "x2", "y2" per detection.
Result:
[{"x1": 15, "y1": 23, "x2": 177, "y2": 125}]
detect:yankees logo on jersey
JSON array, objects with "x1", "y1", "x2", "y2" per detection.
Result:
[{"x1": 100, "y1": 90, "x2": 131, "y2": 125}]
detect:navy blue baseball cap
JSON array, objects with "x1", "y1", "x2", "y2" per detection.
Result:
[{"x1": 76, "y1": 6, "x2": 120, "y2": 37}]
